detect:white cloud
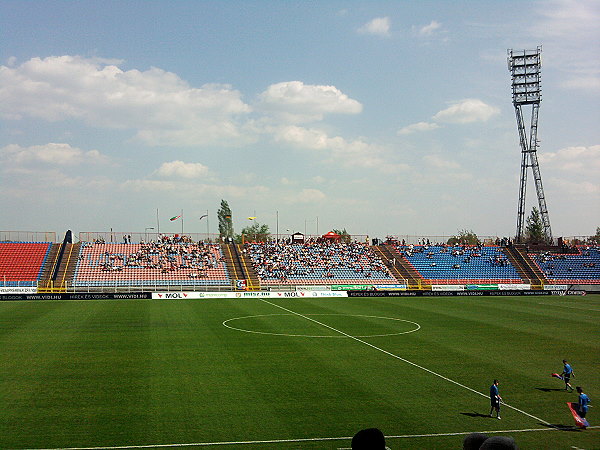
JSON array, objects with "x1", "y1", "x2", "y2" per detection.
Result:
[
  {"x1": 275, "y1": 125, "x2": 408, "y2": 173},
  {"x1": 398, "y1": 121, "x2": 440, "y2": 135},
  {"x1": 532, "y1": 0, "x2": 600, "y2": 92},
  {"x1": 0, "y1": 56, "x2": 252, "y2": 147},
  {"x1": 539, "y1": 145, "x2": 600, "y2": 174},
  {"x1": 423, "y1": 154, "x2": 461, "y2": 170},
  {"x1": 533, "y1": 0, "x2": 599, "y2": 40},
  {"x1": 561, "y1": 76, "x2": 600, "y2": 91},
  {"x1": 414, "y1": 20, "x2": 442, "y2": 37},
  {"x1": 549, "y1": 178, "x2": 600, "y2": 195},
  {"x1": 155, "y1": 160, "x2": 210, "y2": 178},
  {"x1": 357, "y1": 17, "x2": 391, "y2": 37},
  {"x1": 258, "y1": 81, "x2": 362, "y2": 123},
  {"x1": 286, "y1": 188, "x2": 326, "y2": 204},
  {"x1": 123, "y1": 179, "x2": 269, "y2": 198},
  {"x1": 432, "y1": 99, "x2": 499, "y2": 124},
  {"x1": 121, "y1": 179, "x2": 180, "y2": 192},
  {"x1": 0, "y1": 143, "x2": 108, "y2": 166}
]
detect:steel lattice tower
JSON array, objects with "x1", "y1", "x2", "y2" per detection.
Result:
[{"x1": 507, "y1": 46, "x2": 552, "y2": 243}]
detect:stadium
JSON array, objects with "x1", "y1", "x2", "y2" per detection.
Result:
[
  {"x1": 2, "y1": 3, "x2": 599, "y2": 449},
  {"x1": 1, "y1": 226, "x2": 599, "y2": 449},
  {"x1": 1, "y1": 228, "x2": 599, "y2": 296}
]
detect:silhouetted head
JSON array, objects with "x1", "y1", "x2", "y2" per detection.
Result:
[
  {"x1": 463, "y1": 432, "x2": 489, "y2": 450},
  {"x1": 479, "y1": 435, "x2": 518, "y2": 449},
  {"x1": 351, "y1": 428, "x2": 386, "y2": 450}
]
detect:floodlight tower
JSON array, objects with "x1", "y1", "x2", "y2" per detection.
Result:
[{"x1": 507, "y1": 46, "x2": 552, "y2": 243}]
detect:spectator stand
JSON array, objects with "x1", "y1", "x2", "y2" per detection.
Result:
[
  {"x1": 73, "y1": 236, "x2": 230, "y2": 288},
  {"x1": 389, "y1": 244, "x2": 522, "y2": 285},
  {"x1": 244, "y1": 241, "x2": 397, "y2": 285},
  {"x1": 0, "y1": 241, "x2": 53, "y2": 287},
  {"x1": 531, "y1": 246, "x2": 600, "y2": 284}
]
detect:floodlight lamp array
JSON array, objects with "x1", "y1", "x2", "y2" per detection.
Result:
[{"x1": 507, "y1": 46, "x2": 542, "y2": 105}]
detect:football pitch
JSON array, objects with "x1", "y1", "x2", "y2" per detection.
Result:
[{"x1": 1, "y1": 294, "x2": 598, "y2": 449}]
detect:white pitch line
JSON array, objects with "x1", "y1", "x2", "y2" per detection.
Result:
[
  {"x1": 29, "y1": 434, "x2": 350, "y2": 450},
  {"x1": 222, "y1": 313, "x2": 420, "y2": 338},
  {"x1": 387, "y1": 425, "x2": 600, "y2": 439},
  {"x1": 261, "y1": 299, "x2": 553, "y2": 427},
  {"x1": 29, "y1": 426, "x2": 600, "y2": 450}
]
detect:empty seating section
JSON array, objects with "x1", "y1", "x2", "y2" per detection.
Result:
[
  {"x1": 74, "y1": 241, "x2": 230, "y2": 287},
  {"x1": 531, "y1": 247, "x2": 600, "y2": 284},
  {"x1": 391, "y1": 244, "x2": 521, "y2": 284},
  {"x1": 0, "y1": 242, "x2": 52, "y2": 286},
  {"x1": 245, "y1": 242, "x2": 397, "y2": 285}
]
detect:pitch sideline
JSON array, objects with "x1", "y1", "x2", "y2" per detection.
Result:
[{"x1": 29, "y1": 426, "x2": 599, "y2": 450}]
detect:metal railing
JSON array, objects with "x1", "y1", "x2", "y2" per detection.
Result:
[
  {"x1": 0, "y1": 231, "x2": 56, "y2": 243},
  {"x1": 35, "y1": 280, "x2": 242, "y2": 294}
]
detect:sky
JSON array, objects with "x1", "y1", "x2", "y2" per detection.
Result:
[{"x1": 1, "y1": 0, "x2": 599, "y2": 241}]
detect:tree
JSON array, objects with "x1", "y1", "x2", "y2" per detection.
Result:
[
  {"x1": 447, "y1": 229, "x2": 480, "y2": 246},
  {"x1": 217, "y1": 200, "x2": 234, "y2": 240},
  {"x1": 237, "y1": 221, "x2": 270, "y2": 243},
  {"x1": 524, "y1": 206, "x2": 547, "y2": 244},
  {"x1": 332, "y1": 228, "x2": 351, "y2": 243},
  {"x1": 590, "y1": 226, "x2": 600, "y2": 245}
]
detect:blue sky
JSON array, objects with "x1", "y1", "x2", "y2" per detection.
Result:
[{"x1": 1, "y1": 0, "x2": 598, "y2": 240}]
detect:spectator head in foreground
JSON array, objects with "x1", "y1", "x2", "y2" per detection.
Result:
[
  {"x1": 478, "y1": 435, "x2": 518, "y2": 449},
  {"x1": 351, "y1": 428, "x2": 387, "y2": 449},
  {"x1": 463, "y1": 432, "x2": 489, "y2": 449}
]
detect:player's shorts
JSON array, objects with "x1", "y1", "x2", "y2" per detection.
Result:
[
  {"x1": 491, "y1": 398, "x2": 500, "y2": 408},
  {"x1": 564, "y1": 375, "x2": 571, "y2": 383}
]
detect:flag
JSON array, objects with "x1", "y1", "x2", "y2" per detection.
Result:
[
  {"x1": 567, "y1": 402, "x2": 589, "y2": 428},
  {"x1": 170, "y1": 215, "x2": 181, "y2": 221},
  {"x1": 199, "y1": 214, "x2": 208, "y2": 220},
  {"x1": 248, "y1": 216, "x2": 256, "y2": 220},
  {"x1": 551, "y1": 373, "x2": 563, "y2": 380}
]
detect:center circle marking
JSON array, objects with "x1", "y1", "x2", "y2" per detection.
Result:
[{"x1": 222, "y1": 314, "x2": 421, "y2": 338}]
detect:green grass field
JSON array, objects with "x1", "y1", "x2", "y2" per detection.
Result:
[{"x1": 1, "y1": 294, "x2": 598, "y2": 449}]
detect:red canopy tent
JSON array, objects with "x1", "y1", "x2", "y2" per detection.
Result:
[{"x1": 321, "y1": 231, "x2": 341, "y2": 242}]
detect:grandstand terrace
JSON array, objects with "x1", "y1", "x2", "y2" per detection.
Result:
[
  {"x1": 531, "y1": 246, "x2": 600, "y2": 285},
  {"x1": 1, "y1": 231, "x2": 599, "y2": 292},
  {"x1": 245, "y1": 241, "x2": 397, "y2": 285},
  {"x1": 0, "y1": 242, "x2": 52, "y2": 287},
  {"x1": 389, "y1": 243, "x2": 522, "y2": 284},
  {"x1": 73, "y1": 238, "x2": 230, "y2": 287}
]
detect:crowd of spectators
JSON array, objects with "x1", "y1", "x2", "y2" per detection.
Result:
[
  {"x1": 81, "y1": 236, "x2": 225, "y2": 279},
  {"x1": 244, "y1": 241, "x2": 393, "y2": 282}
]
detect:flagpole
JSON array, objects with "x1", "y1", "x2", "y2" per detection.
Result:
[
  {"x1": 156, "y1": 208, "x2": 160, "y2": 235},
  {"x1": 181, "y1": 209, "x2": 184, "y2": 235},
  {"x1": 199, "y1": 212, "x2": 209, "y2": 242}
]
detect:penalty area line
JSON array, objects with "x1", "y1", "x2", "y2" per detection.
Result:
[{"x1": 29, "y1": 426, "x2": 600, "y2": 450}]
